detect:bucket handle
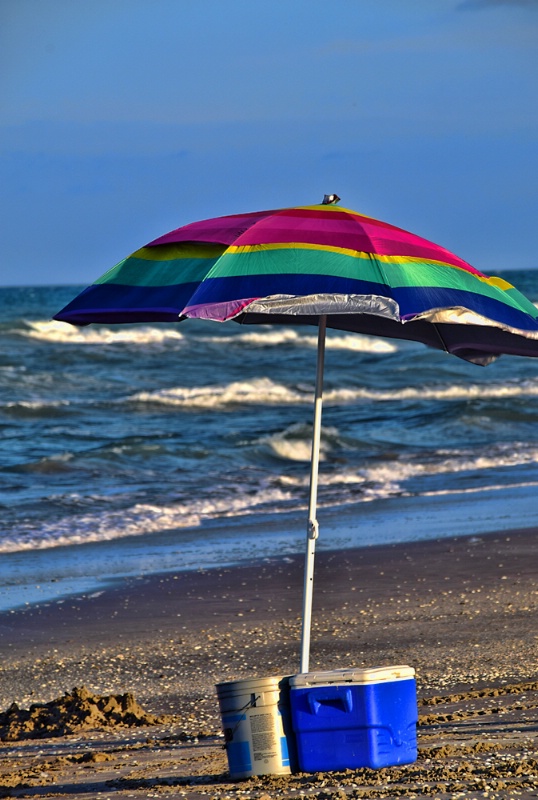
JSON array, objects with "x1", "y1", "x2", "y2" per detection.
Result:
[{"x1": 224, "y1": 693, "x2": 261, "y2": 744}]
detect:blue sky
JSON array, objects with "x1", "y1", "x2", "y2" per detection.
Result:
[{"x1": 1, "y1": 0, "x2": 537, "y2": 286}]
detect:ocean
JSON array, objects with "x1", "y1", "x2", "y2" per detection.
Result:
[{"x1": 2, "y1": 273, "x2": 538, "y2": 611}]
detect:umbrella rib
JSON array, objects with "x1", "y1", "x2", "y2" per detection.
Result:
[{"x1": 432, "y1": 323, "x2": 449, "y2": 354}]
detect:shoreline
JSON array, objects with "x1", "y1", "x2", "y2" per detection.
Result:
[
  {"x1": 2, "y1": 481, "x2": 538, "y2": 614},
  {"x1": 2, "y1": 525, "x2": 537, "y2": 694}
]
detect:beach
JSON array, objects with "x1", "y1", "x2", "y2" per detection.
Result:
[
  {"x1": 1, "y1": 526, "x2": 537, "y2": 799},
  {"x1": 3, "y1": 0, "x2": 538, "y2": 790}
]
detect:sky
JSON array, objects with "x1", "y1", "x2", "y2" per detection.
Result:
[{"x1": 1, "y1": 0, "x2": 537, "y2": 287}]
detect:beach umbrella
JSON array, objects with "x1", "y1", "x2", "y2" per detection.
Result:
[{"x1": 54, "y1": 196, "x2": 538, "y2": 672}]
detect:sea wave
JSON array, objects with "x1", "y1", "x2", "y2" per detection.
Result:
[
  {"x1": 257, "y1": 423, "x2": 340, "y2": 462},
  {"x1": 200, "y1": 329, "x2": 397, "y2": 353},
  {"x1": 17, "y1": 320, "x2": 398, "y2": 354},
  {"x1": 326, "y1": 380, "x2": 538, "y2": 403},
  {"x1": 422, "y1": 480, "x2": 538, "y2": 498},
  {"x1": 363, "y1": 441, "x2": 538, "y2": 483},
  {"x1": 127, "y1": 376, "x2": 538, "y2": 410},
  {"x1": 2, "y1": 399, "x2": 71, "y2": 418},
  {"x1": 0, "y1": 487, "x2": 298, "y2": 553},
  {"x1": 253, "y1": 437, "x2": 538, "y2": 490},
  {"x1": 4, "y1": 399, "x2": 69, "y2": 411},
  {"x1": 2, "y1": 438, "x2": 537, "y2": 553},
  {"x1": 129, "y1": 378, "x2": 312, "y2": 408},
  {"x1": 18, "y1": 320, "x2": 185, "y2": 346}
]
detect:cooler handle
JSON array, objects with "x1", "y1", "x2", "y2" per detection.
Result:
[{"x1": 307, "y1": 686, "x2": 353, "y2": 714}]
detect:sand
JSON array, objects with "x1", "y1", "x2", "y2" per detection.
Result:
[{"x1": 0, "y1": 527, "x2": 537, "y2": 799}]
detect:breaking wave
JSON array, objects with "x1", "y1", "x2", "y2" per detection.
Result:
[
  {"x1": 3, "y1": 438, "x2": 538, "y2": 553},
  {"x1": 18, "y1": 320, "x2": 397, "y2": 354},
  {"x1": 129, "y1": 376, "x2": 538, "y2": 410},
  {"x1": 129, "y1": 378, "x2": 311, "y2": 408},
  {"x1": 200, "y1": 329, "x2": 397, "y2": 352},
  {"x1": 18, "y1": 320, "x2": 185, "y2": 346}
]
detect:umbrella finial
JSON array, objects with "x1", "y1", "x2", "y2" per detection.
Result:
[{"x1": 321, "y1": 194, "x2": 341, "y2": 205}]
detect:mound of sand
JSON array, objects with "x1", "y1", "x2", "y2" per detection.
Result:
[{"x1": 0, "y1": 686, "x2": 162, "y2": 741}]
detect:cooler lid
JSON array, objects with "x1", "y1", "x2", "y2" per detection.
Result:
[{"x1": 289, "y1": 665, "x2": 415, "y2": 688}]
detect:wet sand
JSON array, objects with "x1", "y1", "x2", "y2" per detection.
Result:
[{"x1": 1, "y1": 527, "x2": 537, "y2": 798}]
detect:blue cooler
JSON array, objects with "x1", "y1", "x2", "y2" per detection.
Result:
[{"x1": 289, "y1": 665, "x2": 417, "y2": 771}]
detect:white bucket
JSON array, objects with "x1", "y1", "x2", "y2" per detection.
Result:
[{"x1": 216, "y1": 675, "x2": 296, "y2": 779}]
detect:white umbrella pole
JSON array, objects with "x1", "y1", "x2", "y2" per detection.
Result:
[{"x1": 300, "y1": 314, "x2": 327, "y2": 673}]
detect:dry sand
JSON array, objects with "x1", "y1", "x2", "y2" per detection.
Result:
[{"x1": 0, "y1": 527, "x2": 537, "y2": 799}]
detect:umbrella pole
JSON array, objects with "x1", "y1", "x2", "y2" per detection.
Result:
[{"x1": 300, "y1": 314, "x2": 327, "y2": 673}]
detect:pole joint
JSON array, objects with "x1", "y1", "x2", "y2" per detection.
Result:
[{"x1": 308, "y1": 518, "x2": 319, "y2": 540}]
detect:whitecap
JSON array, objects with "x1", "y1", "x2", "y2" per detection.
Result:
[
  {"x1": 129, "y1": 378, "x2": 311, "y2": 409},
  {"x1": 0, "y1": 487, "x2": 298, "y2": 554},
  {"x1": 200, "y1": 328, "x2": 396, "y2": 353},
  {"x1": 361, "y1": 440, "x2": 538, "y2": 487},
  {"x1": 3, "y1": 437, "x2": 537, "y2": 553},
  {"x1": 19, "y1": 320, "x2": 184, "y2": 346},
  {"x1": 257, "y1": 423, "x2": 340, "y2": 462},
  {"x1": 324, "y1": 379, "x2": 538, "y2": 404},
  {"x1": 128, "y1": 376, "x2": 538, "y2": 412},
  {"x1": 4, "y1": 399, "x2": 69, "y2": 411}
]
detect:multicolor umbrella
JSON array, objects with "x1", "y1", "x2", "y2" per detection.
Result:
[{"x1": 54, "y1": 196, "x2": 538, "y2": 671}]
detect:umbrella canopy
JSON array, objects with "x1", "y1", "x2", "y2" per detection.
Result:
[
  {"x1": 56, "y1": 200, "x2": 538, "y2": 365},
  {"x1": 54, "y1": 198, "x2": 538, "y2": 672}
]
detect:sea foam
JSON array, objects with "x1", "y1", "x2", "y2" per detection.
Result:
[
  {"x1": 3, "y1": 439, "x2": 537, "y2": 553},
  {"x1": 19, "y1": 320, "x2": 185, "y2": 346},
  {"x1": 127, "y1": 376, "x2": 538, "y2": 411}
]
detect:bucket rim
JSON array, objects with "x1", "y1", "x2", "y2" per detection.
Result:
[{"x1": 216, "y1": 674, "x2": 291, "y2": 695}]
